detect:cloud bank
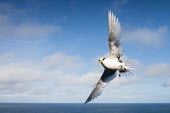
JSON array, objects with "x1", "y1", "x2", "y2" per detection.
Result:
[
  {"x1": 0, "y1": 52, "x2": 139, "y2": 102},
  {"x1": 144, "y1": 63, "x2": 170, "y2": 87},
  {"x1": 123, "y1": 26, "x2": 168, "y2": 47}
]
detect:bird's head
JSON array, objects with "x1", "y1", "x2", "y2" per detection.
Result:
[{"x1": 99, "y1": 58, "x2": 105, "y2": 63}]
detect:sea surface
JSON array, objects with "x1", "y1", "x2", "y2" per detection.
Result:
[{"x1": 0, "y1": 103, "x2": 169, "y2": 113}]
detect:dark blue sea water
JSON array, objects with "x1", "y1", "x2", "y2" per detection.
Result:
[{"x1": 0, "y1": 103, "x2": 169, "y2": 113}]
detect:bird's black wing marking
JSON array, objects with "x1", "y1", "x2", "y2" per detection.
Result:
[{"x1": 101, "y1": 69, "x2": 116, "y2": 83}]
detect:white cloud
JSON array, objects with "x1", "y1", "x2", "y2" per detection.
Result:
[
  {"x1": 14, "y1": 24, "x2": 60, "y2": 38},
  {"x1": 144, "y1": 63, "x2": 170, "y2": 88},
  {"x1": 0, "y1": 21, "x2": 61, "y2": 39},
  {"x1": 0, "y1": 52, "x2": 14, "y2": 63},
  {"x1": 144, "y1": 63, "x2": 170, "y2": 77},
  {"x1": 0, "y1": 51, "x2": 142, "y2": 102},
  {"x1": 123, "y1": 26, "x2": 168, "y2": 47},
  {"x1": 0, "y1": 52, "x2": 87, "y2": 96},
  {"x1": 53, "y1": 70, "x2": 102, "y2": 86},
  {"x1": 108, "y1": 76, "x2": 139, "y2": 88},
  {"x1": 42, "y1": 52, "x2": 85, "y2": 71},
  {"x1": 162, "y1": 79, "x2": 170, "y2": 87},
  {"x1": 0, "y1": 62, "x2": 47, "y2": 93},
  {"x1": 0, "y1": 2, "x2": 61, "y2": 40}
]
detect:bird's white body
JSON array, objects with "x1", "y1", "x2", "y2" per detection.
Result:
[
  {"x1": 101, "y1": 58, "x2": 122, "y2": 70},
  {"x1": 100, "y1": 58, "x2": 131, "y2": 71}
]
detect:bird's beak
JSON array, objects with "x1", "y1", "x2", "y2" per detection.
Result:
[{"x1": 99, "y1": 60, "x2": 102, "y2": 63}]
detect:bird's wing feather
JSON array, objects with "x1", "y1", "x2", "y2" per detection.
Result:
[
  {"x1": 108, "y1": 11, "x2": 123, "y2": 59},
  {"x1": 85, "y1": 69, "x2": 116, "y2": 104}
]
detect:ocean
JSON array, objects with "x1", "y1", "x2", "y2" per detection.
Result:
[{"x1": 0, "y1": 103, "x2": 169, "y2": 113}]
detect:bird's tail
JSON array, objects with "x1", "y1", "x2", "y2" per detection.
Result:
[
  {"x1": 125, "y1": 60, "x2": 135, "y2": 70},
  {"x1": 122, "y1": 60, "x2": 135, "y2": 76}
]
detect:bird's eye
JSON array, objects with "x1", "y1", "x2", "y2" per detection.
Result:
[{"x1": 103, "y1": 58, "x2": 105, "y2": 61}]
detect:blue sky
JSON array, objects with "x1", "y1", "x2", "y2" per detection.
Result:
[{"x1": 0, "y1": 0, "x2": 170, "y2": 103}]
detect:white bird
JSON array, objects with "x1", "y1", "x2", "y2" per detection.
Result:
[{"x1": 85, "y1": 11, "x2": 134, "y2": 104}]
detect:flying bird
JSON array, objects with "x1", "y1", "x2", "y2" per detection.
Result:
[{"x1": 85, "y1": 11, "x2": 134, "y2": 104}]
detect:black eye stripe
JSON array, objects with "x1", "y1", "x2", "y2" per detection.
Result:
[{"x1": 103, "y1": 58, "x2": 105, "y2": 60}]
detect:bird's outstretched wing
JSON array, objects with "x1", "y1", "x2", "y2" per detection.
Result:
[
  {"x1": 108, "y1": 11, "x2": 123, "y2": 59},
  {"x1": 85, "y1": 69, "x2": 116, "y2": 104}
]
